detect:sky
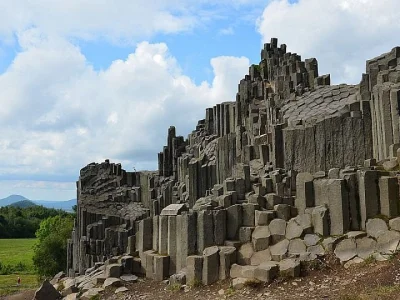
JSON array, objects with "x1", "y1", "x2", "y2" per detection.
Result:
[{"x1": 0, "y1": 0, "x2": 399, "y2": 200}]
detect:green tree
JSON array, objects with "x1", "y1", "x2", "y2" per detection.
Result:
[{"x1": 33, "y1": 215, "x2": 74, "y2": 277}]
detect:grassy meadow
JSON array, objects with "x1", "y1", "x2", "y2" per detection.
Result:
[{"x1": 0, "y1": 239, "x2": 39, "y2": 296}]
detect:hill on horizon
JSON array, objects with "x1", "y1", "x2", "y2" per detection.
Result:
[
  {"x1": 8, "y1": 199, "x2": 37, "y2": 208},
  {"x1": 0, "y1": 194, "x2": 76, "y2": 212}
]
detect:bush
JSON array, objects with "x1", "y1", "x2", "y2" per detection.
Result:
[{"x1": 33, "y1": 215, "x2": 74, "y2": 277}]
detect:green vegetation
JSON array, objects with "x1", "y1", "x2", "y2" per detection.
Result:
[
  {"x1": 0, "y1": 239, "x2": 39, "y2": 296},
  {"x1": 0, "y1": 205, "x2": 72, "y2": 238},
  {"x1": 33, "y1": 215, "x2": 74, "y2": 277},
  {"x1": 0, "y1": 239, "x2": 36, "y2": 274},
  {"x1": 0, "y1": 274, "x2": 38, "y2": 296}
]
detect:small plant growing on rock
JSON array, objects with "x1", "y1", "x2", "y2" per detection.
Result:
[
  {"x1": 243, "y1": 278, "x2": 262, "y2": 288},
  {"x1": 188, "y1": 278, "x2": 202, "y2": 288},
  {"x1": 167, "y1": 283, "x2": 182, "y2": 292}
]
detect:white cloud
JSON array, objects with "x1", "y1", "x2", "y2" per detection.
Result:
[
  {"x1": 219, "y1": 27, "x2": 235, "y2": 35},
  {"x1": 257, "y1": 0, "x2": 400, "y2": 84},
  {"x1": 0, "y1": 31, "x2": 249, "y2": 184}
]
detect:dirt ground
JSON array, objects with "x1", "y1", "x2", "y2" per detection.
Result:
[{"x1": 4, "y1": 254, "x2": 400, "y2": 300}]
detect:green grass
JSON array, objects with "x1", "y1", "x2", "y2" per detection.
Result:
[
  {"x1": 0, "y1": 274, "x2": 39, "y2": 296},
  {"x1": 0, "y1": 238, "x2": 36, "y2": 272},
  {"x1": 0, "y1": 239, "x2": 39, "y2": 296}
]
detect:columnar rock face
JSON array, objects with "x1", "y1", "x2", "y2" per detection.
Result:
[{"x1": 68, "y1": 39, "x2": 400, "y2": 286}]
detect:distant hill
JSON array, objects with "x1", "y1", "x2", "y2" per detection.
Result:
[
  {"x1": 0, "y1": 195, "x2": 28, "y2": 206},
  {"x1": 32, "y1": 199, "x2": 76, "y2": 212},
  {"x1": 9, "y1": 200, "x2": 37, "y2": 208},
  {"x1": 0, "y1": 194, "x2": 76, "y2": 212}
]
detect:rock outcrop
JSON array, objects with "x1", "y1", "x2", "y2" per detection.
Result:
[{"x1": 66, "y1": 38, "x2": 400, "y2": 289}]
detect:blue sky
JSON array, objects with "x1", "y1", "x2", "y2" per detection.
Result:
[{"x1": 0, "y1": 0, "x2": 398, "y2": 200}]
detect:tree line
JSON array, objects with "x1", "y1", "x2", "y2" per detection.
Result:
[{"x1": 0, "y1": 205, "x2": 74, "y2": 238}]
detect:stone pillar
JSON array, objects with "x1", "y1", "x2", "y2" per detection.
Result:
[
  {"x1": 379, "y1": 176, "x2": 400, "y2": 218},
  {"x1": 197, "y1": 211, "x2": 214, "y2": 253},
  {"x1": 327, "y1": 179, "x2": 350, "y2": 235},
  {"x1": 226, "y1": 204, "x2": 242, "y2": 240},
  {"x1": 213, "y1": 210, "x2": 226, "y2": 245},
  {"x1": 295, "y1": 173, "x2": 314, "y2": 214},
  {"x1": 158, "y1": 216, "x2": 168, "y2": 255},
  {"x1": 138, "y1": 218, "x2": 153, "y2": 256},
  {"x1": 202, "y1": 246, "x2": 219, "y2": 285},
  {"x1": 167, "y1": 216, "x2": 177, "y2": 275},
  {"x1": 358, "y1": 170, "x2": 379, "y2": 229},
  {"x1": 152, "y1": 216, "x2": 159, "y2": 252},
  {"x1": 176, "y1": 213, "x2": 197, "y2": 272}
]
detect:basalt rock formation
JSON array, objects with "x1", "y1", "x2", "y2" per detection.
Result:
[{"x1": 66, "y1": 38, "x2": 400, "y2": 290}]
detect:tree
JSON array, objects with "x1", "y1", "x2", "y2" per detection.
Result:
[{"x1": 33, "y1": 215, "x2": 74, "y2": 277}]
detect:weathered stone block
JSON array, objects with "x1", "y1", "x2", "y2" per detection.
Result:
[
  {"x1": 334, "y1": 238, "x2": 357, "y2": 262},
  {"x1": 269, "y1": 219, "x2": 286, "y2": 244},
  {"x1": 237, "y1": 243, "x2": 254, "y2": 265},
  {"x1": 242, "y1": 203, "x2": 258, "y2": 226},
  {"x1": 202, "y1": 246, "x2": 219, "y2": 285},
  {"x1": 255, "y1": 210, "x2": 275, "y2": 226},
  {"x1": 153, "y1": 255, "x2": 170, "y2": 281},
  {"x1": 219, "y1": 246, "x2": 236, "y2": 280},
  {"x1": 295, "y1": 173, "x2": 314, "y2": 214},
  {"x1": 312, "y1": 206, "x2": 329, "y2": 236},
  {"x1": 252, "y1": 226, "x2": 271, "y2": 251},
  {"x1": 239, "y1": 227, "x2": 254, "y2": 243},
  {"x1": 379, "y1": 176, "x2": 400, "y2": 218},
  {"x1": 254, "y1": 262, "x2": 279, "y2": 283},
  {"x1": 226, "y1": 205, "x2": 242, "y2": 240},
  {"x1": 197, "y1": 210, "x2": 214, "y2": 253},
  {"x1": 279, "y1": 258, "x2": 301, "y2": 277},
  {"x1": 186, "y1": 255, "x2": 203, "y2": 285},
  {"x1": 250, "y1": 249, "x2": 271, "y2": 266},
  {"x1": 366, "y1": 218, "x2": 388, "y2": 239},
  {"x1": 270, "y1": 239, "x2": 289, "y2": 261}
]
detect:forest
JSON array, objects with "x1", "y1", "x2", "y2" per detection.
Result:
[{"x1": 0, "y1": 205, "x2": 75, "y2": 238}]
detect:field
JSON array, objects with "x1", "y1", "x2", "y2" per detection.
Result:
[{"x1": 0, "y1": 239, "x2": 39, "y2": 296}]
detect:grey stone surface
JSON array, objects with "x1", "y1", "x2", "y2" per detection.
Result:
[
  {"x1": 304, "y1": 234, "x2": 320, "y2": 246},
  {"x1": 237, "y1": 243, "x2": 254, "y2": 265},
  {"x1": 376, "y1": 230, "x2": 400, "y2": 254},
  {"x1": 278, "y1": 258, "x2": 301, "y2": 277},
  {"x1": 252, "y1": 226, "x2": 271, "y2": 251},
  {"x1": 285, "y1": 218, "x2": 304, "y2": 240},
  {"x1": 288, "y1": 238, "x2": 307, "y2": 256},
  {"x1": 226, "y1": 205, "x2": 242, "y2": 240},
  {"x1": 356, "y1": 237, "x2": 376, "y2": 259},
  {"x1": 160, "y1": 204, "x2": 188, "y2": 216},
  {"x1": 269, "y1": 219, "x2": 287, "y2": 244},
  {"x1": 254, "y1": 262, "x2": 279, "y2": 283},
  {"x1": 366, "y1": 218, "x2": 388, "y2": 239},
  {"x1": 239, "y1": 227, "x2": 254, "y2": 243},
  {"x1": 255, "y1": 210, "x2": 275, "y2": 226},
  {"x1": 202, "y1": 246, "x2": 220, "y2": 285},
  {"x1": 270, "y1": 239, "x2": 289, "y2": 261},
  {"x1": 389, "y1": 217, "x2": 400, "y2": 231},
  {"x1": 334, "y1": 238, "x2": 357, "y2": 262},
  {"x1": 312, "y1": 206, "x2": 329, "y2": 236},
  {"x1": 219, "y1": 246, "x2": 236, "y2": 280},
  {"x1": 186, "y1": 255, "x2": 203, "y2": 285},
  {"x1": 250, "y1": 248, "x2": 272, "y2": 266},
  {"x1": 34, "y1": 280, "x2": 61, "y2": 300}
]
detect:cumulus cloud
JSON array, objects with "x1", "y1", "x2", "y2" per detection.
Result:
[
  {"x1": 257, "y1": 0, "x2": 400, "y2": 84},
  {"x1": 0, "y1": 30, "x2": 249, "y2": 184}
]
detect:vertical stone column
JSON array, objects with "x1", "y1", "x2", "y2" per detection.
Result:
[
  {"x1": 327, "y1": 179, "x2": 350, "y2": 235},
  {"x1": 197, "y1": 211, "x2": 214, "y2": 253},
  {"x1": 379, "y1": 176, "x2": 400, "y2": 218},
  {"x1": 158, "y1": 216, "x2": 168, "y2": 255},
  {"x1": 295, "y1": 173, "x2": 314, "y2": 214},
  {"x1": 176, "y1": 212, "x2": 197, "y2": 272},
  {"x1": 138, "y1": 218, "x2": 153, "y2": 257},
  {"x1": 152, "y1": 216, "x2": 159, "y2": 252},
  {"x1": 358, "y1": 170, "x2": 379, "y2": 230},
  {"x1": 188, "y1": 159, "x2": 199, "y2": 208},
  {"x1": 167, "y1": 216, "x2": 177, "y2": 275}
]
